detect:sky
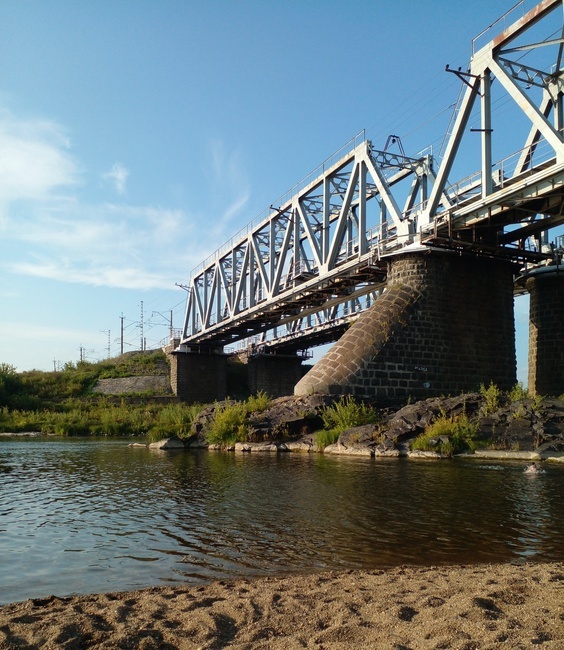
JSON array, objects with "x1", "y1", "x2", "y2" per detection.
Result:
[{"x1": 0, "y1": 0, "x2": 557, "y2": 383}]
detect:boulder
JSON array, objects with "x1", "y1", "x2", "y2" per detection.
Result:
[
  {"x1": 247, "y1": 394, "x2": 336, "y2": 441},
  {"x1": 148, "y1": 436, "x2": 186, "y2": 450}
]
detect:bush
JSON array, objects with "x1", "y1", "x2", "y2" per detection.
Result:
[
  {"x1": 480, "y1": 381, "x2": 502, "y2": 415},
  {"x1": 321, "y1": 395, "x2": 379, "y2": 433},
  {"x1": 508, "y1": 382, "x2": 529, "y2": 402},
  {"x1": 412, "y1": 414, "x2": 479, "y2": 457},
  {"x1": 315, "y1": 428, "x2": 341, "y2": 450},
  {"x1": 147, "y1": 403, "x2": 202, "y2": 442},
  {"x1": 316, "y1": 396, "x2": 379, "y2": 451},
  {"x1": 246, "y1": 390, "x2": 271, "y2": 414},
  {"x1": 205, "y1": 401, "x2": 249, "y2": 446}
]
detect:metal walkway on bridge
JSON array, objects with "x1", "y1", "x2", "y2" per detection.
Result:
[{"x1": 180, "y1": 0, "x2": 564, "y2": 355}]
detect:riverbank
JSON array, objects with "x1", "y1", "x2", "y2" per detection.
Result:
[{"x1": 1, "y1": 562, "x2": 562, "y2": 649}]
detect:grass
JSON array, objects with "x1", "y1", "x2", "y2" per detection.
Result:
[{"x1": 411, "y1": 414, "x2": 480, "y2": 457}]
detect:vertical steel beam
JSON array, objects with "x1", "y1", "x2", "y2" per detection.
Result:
[{"x1": 481, "y1": 70, "x2": 493, "y2": 197}]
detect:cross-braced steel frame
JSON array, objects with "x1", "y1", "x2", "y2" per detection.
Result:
[{"x1": 181, "y1": 0, "x2": 564, "y2": 352}]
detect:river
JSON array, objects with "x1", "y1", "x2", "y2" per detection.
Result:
[{"x1": 1, "y1": 436, "x2": 563, "y2": 605}]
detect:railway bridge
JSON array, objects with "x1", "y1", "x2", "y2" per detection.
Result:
[{"x1": 169, "y1": 0, "x2": 564, "y2": 403}]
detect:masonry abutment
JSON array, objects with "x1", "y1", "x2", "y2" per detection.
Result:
[
  {"x1": 527, "y1": 265, "x2": 564, "y2": 396},
  {"x1": 166, "y1": 346, "x2": 227, "y2": 404},
  {"x1": 295, "y1": 251, "x2": 517, "y2": 402},
  {"x1": 247, "y1": 353, "x2": 304, "y2": 398}
]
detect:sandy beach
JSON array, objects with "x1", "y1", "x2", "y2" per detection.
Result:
[{"x1": 0, "y1": 562, "x2": 562, "y2": 649}]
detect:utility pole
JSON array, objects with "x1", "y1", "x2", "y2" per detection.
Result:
[
  {"x1": 140, "y1": 301, "x2": 144, "y2": 351},
  {"x1": 152, "y1": 309, "x2": 174, "y2": 340},
  {"x1": 120, "y1": 314, "x2": 125, "y2": 355}
]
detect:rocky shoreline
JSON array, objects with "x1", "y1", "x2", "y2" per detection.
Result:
[{"x1": 148, "y1": 392, "x2": 564, "y2": 463}]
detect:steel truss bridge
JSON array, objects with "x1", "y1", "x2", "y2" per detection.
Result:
[{"x1": 180, "y1": 0, "x2": 564, "y2": 356}]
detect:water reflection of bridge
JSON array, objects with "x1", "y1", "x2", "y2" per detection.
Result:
[{"x1": 171, "y1": 0, "x2": 564, "y2": 403}]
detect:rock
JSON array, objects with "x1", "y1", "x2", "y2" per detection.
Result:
[
  {"x1": 248, "y1": 394, "x2": 336, "y2": 441},
  {"x1": 536, "y1": 439, "x2": 564, "y2": 453},
  {"x1": 234, "y1": 442, "x2": 279, "y2": 452},
  {"x1": 407, "y1": 449, "x2": 447, "y2": 459},
  {"x1": 183, "y1": 393, "x2": 564, "y2": 458},
  {"x1": 282, "y1": 439, "x2": 315, "y2": 452},
  {"x1": 338, "y1": 424, "x2": 380, "y2": 447},
  {"x1": 374, "y1": 447, "x2": 402, "y2": 457},
  {"x1": 324, "y1": 443, "x2": 373, "y2": 456},
  {"x1": 128, "y1": 442, "x2": 147, "y2": 447},
  {"x1": 148, "y1": 436, "x2": 186, "y2": 450}
]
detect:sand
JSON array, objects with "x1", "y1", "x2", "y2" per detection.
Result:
[{"x1": 0, "y1": 563, "x2": 562, "y2": 649}]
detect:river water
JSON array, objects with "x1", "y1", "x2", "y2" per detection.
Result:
[{"x1": 1, "y1": 436, "x2": 563, "y2": 605}]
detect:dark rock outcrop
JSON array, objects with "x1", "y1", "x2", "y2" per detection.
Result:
[{"x1": 184, "y1": 391, "x2": 564, "y2": 458}]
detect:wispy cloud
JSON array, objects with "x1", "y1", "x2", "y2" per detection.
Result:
[
  {"x1": 207, "y1": 138, "x2": 251, "y2": 228},
  {"x1": 0, "y1": 109, "x2": 79, "y2": 203},
  {"x1": 4, "y1": 202, "x2": 198, "y2": 289},
  {"x1": 102, "y1": 162, "x2": 129, "y2": 195},
  {"x1": 0, "y1": 108, "x2": 255, "y2": 292},
  {"x1": 0, "y1": 107, "x2": 201, "y2": 290}
]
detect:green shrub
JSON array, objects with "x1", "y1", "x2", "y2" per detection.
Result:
[
  {"x1": 315, "y1": 396, "x2": 379, "y2": 451},
  {"x1": 412, "y1": 414, "x2": 479, "y2": 457},
  {"x1": 246, "y1": 391, "x2": 271, "y2": 414},
  {"x1": 148, "y1": 403, "x2": 201, "y2": 441},
  {"x1": 532, "y1": 393, "x2": 544, "y2": 410},
  {"x1": 480, "y1": 381, "x2": 502, "y2": 415},
  {"x1": 508, "y1": 383, "x2": 529, "y2": 402},
  {"x1": 321, "y1": 395, "x2": 379, "y2": 433},
  {"x1": 315, "y1": 428, "x2": 341, "y2": 450},
  {"x1": 205, "y1": 401, "x2": 248, "y2": 446}
]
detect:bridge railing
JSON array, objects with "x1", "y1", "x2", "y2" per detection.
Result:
[
  {"x1": 408, "y1": 132, "x2": 558, "y2": 227},
  {"x1": 471, "y1": 0, "x2": 525, "y2": 55},
  {"x1": 189, "y1": 130, "x2": 366, "y2": 281}
]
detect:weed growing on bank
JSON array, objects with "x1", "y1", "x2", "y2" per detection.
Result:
[
  {"x1": 479, "y1": 381, "x2": 502, "y2": 415},
  {"x1": 203, "y1": 391, "x2": 272, "y2": 447},
  {"x1": 316, "y1": 396, "x2": 380, "y2": 450},
  {"x1": 412, "y1": 414, "x2": 479, "y2": 456}
]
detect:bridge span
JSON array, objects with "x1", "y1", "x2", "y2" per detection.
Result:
[{"x1": 169, "y1": 0, "x2": 564, "y2": 403}]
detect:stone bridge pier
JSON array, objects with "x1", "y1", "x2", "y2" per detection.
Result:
[
  {"x1": 295, "y1": 250, "x2": 517, "y2": 403},
  {"x1": 166, "y1": 345, "x2": 305, "y2": 403},
  {"x1": 166, "y1": 346, "x2": 227, "y2": 404},
  {"x1": 527, "y1": 265, "x2": 564, "y2": 396},
  {"x1": 247, "y1": 352, "x2": 304, "y2": 397}
]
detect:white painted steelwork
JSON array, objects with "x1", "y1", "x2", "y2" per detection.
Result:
[{"x1": 181, "y1": 0, "x2": 564, "y2": 352}]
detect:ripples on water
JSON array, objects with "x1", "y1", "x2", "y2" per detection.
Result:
[{"x1": 0, "y1": 437, "x2": 563, "y2": 604}]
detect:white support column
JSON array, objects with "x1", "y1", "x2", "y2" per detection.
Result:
[{"x1": 481, "y1": 70, "x2": 493, "y2": 197}]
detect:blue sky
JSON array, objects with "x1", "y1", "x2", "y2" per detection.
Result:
[{"x1": 0, "y1": 0, "x2": 547, "y2": 381}]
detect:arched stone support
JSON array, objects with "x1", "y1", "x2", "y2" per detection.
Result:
[
  {"x1": 295, "y1": 251, "x2": 516, "y2": 402},
  {"x1": 527, "y1": 265, "x2": 564, "y2": 396}
]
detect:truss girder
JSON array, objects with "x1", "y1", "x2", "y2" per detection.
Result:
[
  {"x1": 422, "y1": 0, "x2": 564, "y2": 230},
  {"x1": 183, "y1": 140, "x2": 432, "y2": 345},
  {"x1": 182, "y1": 0, "x2": 564, "y2": 351}
]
